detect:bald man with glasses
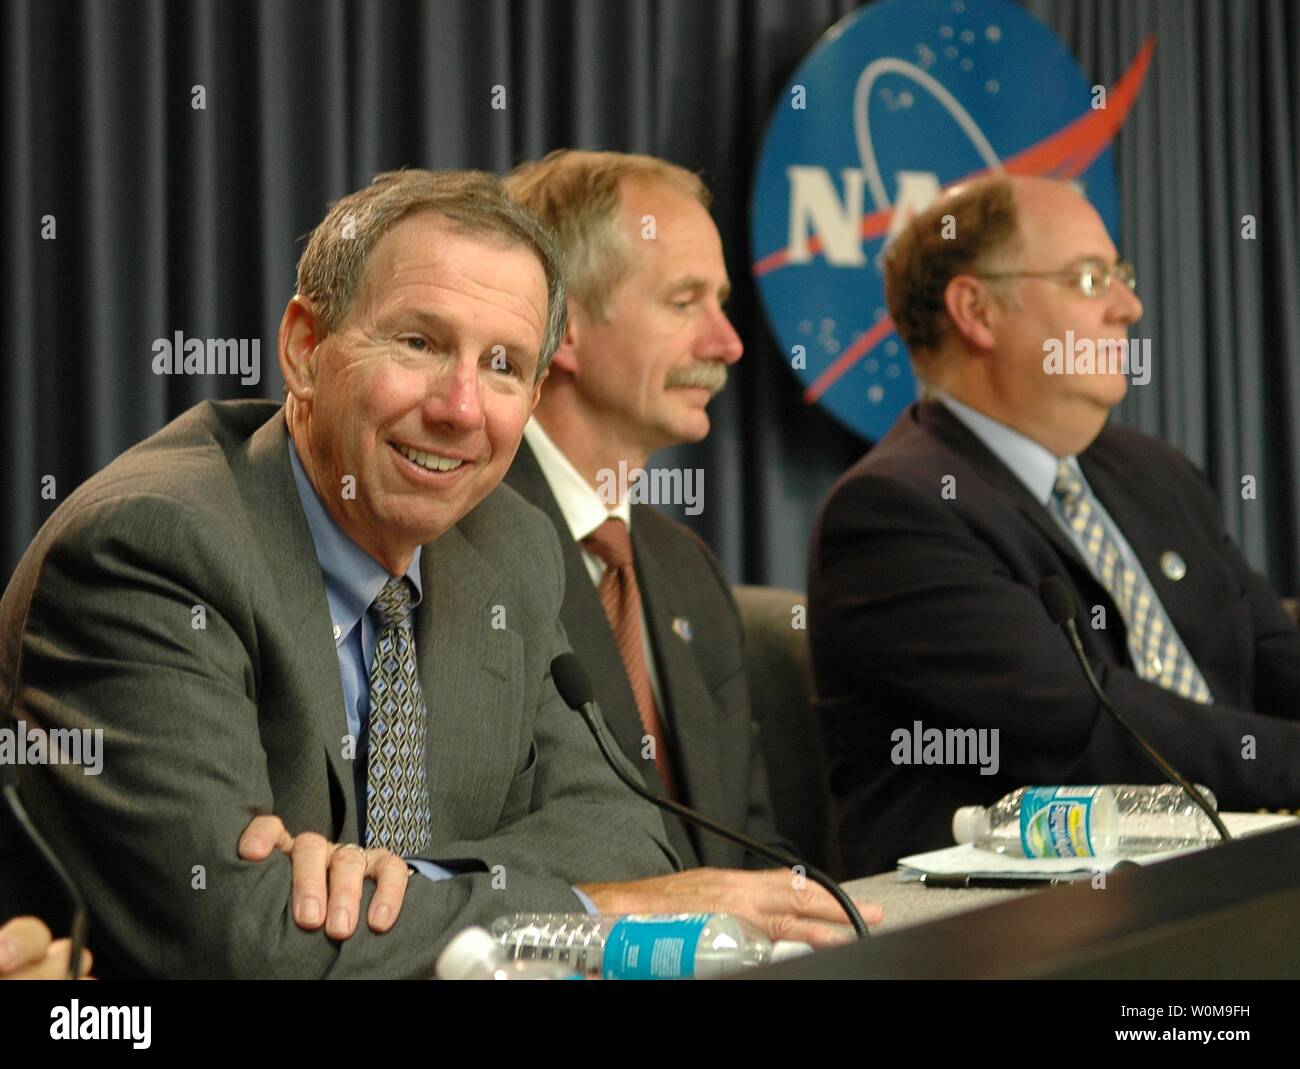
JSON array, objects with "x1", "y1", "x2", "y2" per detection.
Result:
[{"x1": 809, "y1": 176, "x2": 1300, "y2": 875}]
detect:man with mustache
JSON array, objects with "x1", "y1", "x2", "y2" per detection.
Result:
[{"x1": 497, "y1": 152, "x2": 877, "y2": 932}]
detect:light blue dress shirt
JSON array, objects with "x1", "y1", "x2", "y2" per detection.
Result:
[
  {"x1": 288, "y1": 439, "x2": 597, "y2": 912},
  {"x1": 938, "y1": 393, "x2": 1203, "y2": 675},
  {"x1": 288, "y1": 440, "x2": 454, "y2": 882}
]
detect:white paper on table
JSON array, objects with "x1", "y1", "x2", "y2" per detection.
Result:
[{"x1": 895, "y1": 811, "x2": 1298, "y2": 882}]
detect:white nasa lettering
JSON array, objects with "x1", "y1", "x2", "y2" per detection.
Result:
[{"x1": 785, "y1": 166, "x2": 867, "y2": 265}]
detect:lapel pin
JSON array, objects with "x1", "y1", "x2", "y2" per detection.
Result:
[
  {"x1": 671, "y1": 617, "x2": 693, "y2": 642},
  {"x1": 1160, "y1": 551, "x2": 1187, "y2": 582},
  {"x1": 332, "y1": 623, "x2": 342, "y2": 641}
]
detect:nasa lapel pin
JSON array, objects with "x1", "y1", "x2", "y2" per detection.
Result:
[
  {"x1": 1160, "y1": 551, "x2": 1187, "y2": 582},
  {"x1": 671, "y1": 617, "x2": 693, "y2": 643}
]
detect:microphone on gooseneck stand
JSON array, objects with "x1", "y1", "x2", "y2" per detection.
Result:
[
  {"x1": 1037, "y1": 576, "x2": 1230, "y2": 843},
  {"x1": 549, "y1": 652, "x2": 870, "y2": 939},
  {"x1": 0, "y1": 695, "x2": 91, "y2": 979}
]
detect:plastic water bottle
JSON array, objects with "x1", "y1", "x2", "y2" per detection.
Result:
[
  {"x1": 491, "y1": 912, "x2": 813, "y2": 979},
  {"x1": 436, "y1": 925, "x2": 582, "y2": 980},
  {"x1": 952, "y1": 784, "x2": 1222, "y2": 858}
]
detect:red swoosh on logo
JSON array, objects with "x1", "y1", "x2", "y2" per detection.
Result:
[{"x1": 749, "y1": 37, "x2": 1157, "y2": 404}]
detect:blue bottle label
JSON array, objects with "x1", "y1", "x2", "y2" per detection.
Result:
[
  {"x1": 1019, "y1": 787, "x2": 1098, "y2": 857},
  {"x1": 602, "y1": 915, "x2": 709, "y2": 979}
]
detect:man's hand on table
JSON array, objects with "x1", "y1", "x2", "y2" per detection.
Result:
[
  {"x1": 239, "y1": 818, "x2": 884, "y2": 949},
  {"x1": 239, "y1": 815, "x2": 411, "y2": 940},
  {"x1": 577, "y1": 867, "x2": 884, "y2": 948}
]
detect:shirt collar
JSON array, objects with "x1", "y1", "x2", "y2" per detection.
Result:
[
  {"x1": 288, "y1": 436, "x2": 422, "y2": 648},
  {"x1": 523, "y1": 419, "x2": 631, "y2": 541},
  {"x1": 937, "y1": 392, "x2": 1077, "y2": 506}
]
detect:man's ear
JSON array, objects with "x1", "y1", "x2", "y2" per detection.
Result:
[
  {"x1": 943, "y1": 275, "x2": 998, "y2": 352},
  {"x1": 548, "y1": 303, "x2": 583, "y2": 376},
  {"x1": 528, "y1": 367, "x2": 550, "y2": 412},
  {"x1": 279, "y1": 296, "x2": 325, "y2": 400}
]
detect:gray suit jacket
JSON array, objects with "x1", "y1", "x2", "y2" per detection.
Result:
[
  {"x1": 0, "y1": 400, "x2": 678, "y2": 978},
  {"x1": 505, "y1": 440, "x2": 793, "y2": 869}
]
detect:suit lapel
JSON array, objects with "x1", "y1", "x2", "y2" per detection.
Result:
[
  {"x1": 1081, "y1": 436, "x2": 1200, "y2": 629},
  {"x1": 915, "y1": 400, "x2": 1138, "y2": 660},
  {"x1": 416, "y1": 518, "x2": 523, "y2": 842},
  {"x1": 920, "y1": 402, "x2": 1086, "y2": 568},
  {"x1": 563, "y1": 546, "x2": 655, "y2": 778},
  {"x1": 231, "y1": 409, "x2": 356, "y2": 837},
  {"x1": 505, "y1": 443, "x2": 654, "y2": 784},
  {"x1": 632, "y1": 510, "x2": 724, "y2": 814}
]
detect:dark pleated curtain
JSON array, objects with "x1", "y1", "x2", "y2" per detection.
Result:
[
  {"x1": 1026, "y1": 0, "x2": 1300, "y2": 595},
  {"x1": 3, "y1": 0, "x2": 1298, "y2": 593}
]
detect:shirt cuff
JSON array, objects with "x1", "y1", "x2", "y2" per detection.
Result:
[
  {"x1": 407, "y1": 860, "x2": 596, "y2": 916},
  {"x1": 405, "y1": 858, "x2": 458, "y2": 882}
]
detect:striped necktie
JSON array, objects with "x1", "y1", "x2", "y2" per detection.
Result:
[
  {"x1": 583, "y1": 518, "x2": 679, "y2": 796},
  {"x1": 365, "y1": 576, "x2": 434, "y2": 853},
  {"x1": 1051, "y1": 460, "x2": 1211, "y2": 703}
]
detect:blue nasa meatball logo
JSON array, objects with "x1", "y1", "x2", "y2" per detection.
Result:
[{"x1": 749, "y1": 0, "x2": 1152, "y2": 441}]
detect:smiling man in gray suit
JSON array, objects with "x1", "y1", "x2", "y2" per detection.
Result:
[{"x1": 0, "y1": 170, "x2": 680, "y2": 978}]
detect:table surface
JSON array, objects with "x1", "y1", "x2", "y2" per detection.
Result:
[
  {"x1": 843, "y1": 871, "x2": 1040, "y2": 933},
  {"x1": 841, "y1": 813, "x2": 1300, "y2": 933}
]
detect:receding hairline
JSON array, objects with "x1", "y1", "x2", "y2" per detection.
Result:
[
  {"x1": 945, "y1": 174, "x2": 1103, "y2": 246},
  {"x1": 328, "y1": 206, "x2": 552, "y2": 333},
  {"x1": 608, "y1": 176, "x2": 730, "y2": 294},
  {"x1": 503, "y1": 151, "x2": 712, "y2": 320}
]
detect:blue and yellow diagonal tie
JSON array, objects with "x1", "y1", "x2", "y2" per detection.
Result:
[
  {"x1": 365, "y1": 577, "x2": 433, "y2": 854},
  {"x1": 1051, "y1": 461, "x2": 1212, "y2": 704}
]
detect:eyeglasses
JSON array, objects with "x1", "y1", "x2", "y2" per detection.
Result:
[{"x1": 976, "y1": 258, "x2": 1137, "y2": 298}]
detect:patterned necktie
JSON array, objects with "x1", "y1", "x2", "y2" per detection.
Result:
[
  {"x1": 365, "y1": 576, "x2": 433, "y2": 854},
  {"x1": 1051, "y1": 460, "x2": 1212, "y2": 703},
  {"x1": 583, "y1": 518, "x2": 679, "y2": 796}
]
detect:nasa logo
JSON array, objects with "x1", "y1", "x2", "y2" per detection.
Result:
[{"x1": 749, "y1": 0, "x2": 1153, "y2": 441}]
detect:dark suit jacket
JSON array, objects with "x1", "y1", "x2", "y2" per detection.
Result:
[
  {"x1": 0, "y1": 401, "x2": 678, "y2": 978},
  {"x1": 810, "y1": 401, "x2": 1300, "y2": 876},
  {"x1": 505, "y1": 440, "x2": 792, "y2": 869}
]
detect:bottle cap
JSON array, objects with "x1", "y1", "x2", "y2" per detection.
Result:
[
  {"x1": 435, "y1": 926, "x2": 500, "y2": 980},
  {"x1": 952, "y1": 805, "x2": 984, "y2": 845}
]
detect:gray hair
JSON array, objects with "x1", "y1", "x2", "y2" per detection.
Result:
[
  {"x1": 504, "y1": 149, "x2": 709, "y2": 320},
  {"x1": 296, "y1": 168, "x2": 567, "y2": 379}
]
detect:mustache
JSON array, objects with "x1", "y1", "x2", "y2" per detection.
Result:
[{"x1": 665, "y1": 363, "x2": 728, "y2": 396}]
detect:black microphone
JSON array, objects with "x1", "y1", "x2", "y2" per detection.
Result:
[
  {"x1": 0, "y1": 708, "x2": 91, "y2": 980},
  {"x1": 550, "y1": 652, "x2": 869, "y2": 939},
  {"x1": 1038, "y1": 576, "x2": 1230, "y2": 843}
]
